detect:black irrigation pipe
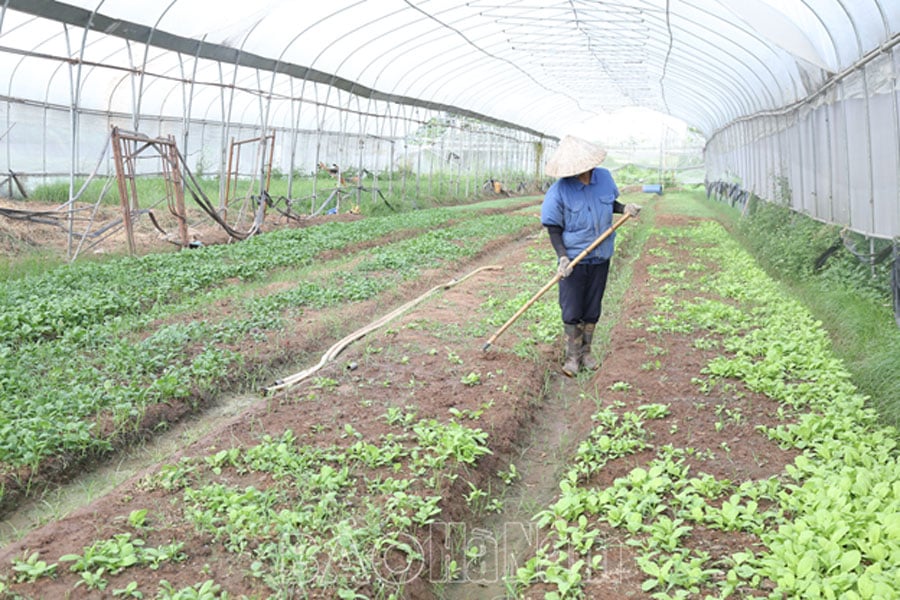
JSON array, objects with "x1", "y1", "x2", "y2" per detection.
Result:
[{"x1": 813, "y1": 231, "x2": 895, "y2": 273}]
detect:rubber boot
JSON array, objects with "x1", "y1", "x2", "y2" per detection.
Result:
[
  {"x1": 581, "y1": 322, "x2": 599, "y2": 371},
  {"x1": 562, "y1": 323, "x2": 582, "y2": 377}
]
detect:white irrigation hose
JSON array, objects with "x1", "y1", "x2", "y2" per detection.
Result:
[{"x1": 265, "y1": 264, "x2": 503, "y2": 394}]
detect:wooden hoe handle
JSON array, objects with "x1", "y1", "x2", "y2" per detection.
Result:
[{"x1": 482, "y1": 213, "x2": 631, "y2": 351}]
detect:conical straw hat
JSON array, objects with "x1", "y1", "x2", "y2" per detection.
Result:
[{"x1": 544, "y1": 135, "x2": 608, "y2": 178}]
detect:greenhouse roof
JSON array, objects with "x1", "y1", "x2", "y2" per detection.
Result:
[{"x1": 4, "y1": 0, "x2": 898, "y2": 139}]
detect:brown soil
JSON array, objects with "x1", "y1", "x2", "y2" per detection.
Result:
[
  {"x1": 514, "y1": 212, "x2": 798, "y2": 599},
  {"x1": 0, "y1": 196, "x2": 535, "y2": 263},
  {"x1": 403, "y1": 211, "x2": 798, "y2": 600},
  {"x1": 0, "y1": 203, "x2": 798, "y2": 599}
]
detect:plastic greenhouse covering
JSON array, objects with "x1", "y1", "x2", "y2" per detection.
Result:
[{"x1": 1, "y1": 0, "x2": 899, "y2": 242}]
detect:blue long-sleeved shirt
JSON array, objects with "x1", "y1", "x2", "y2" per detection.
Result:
[{"x1": 540, "y1": 167, "x2": 620, "y2": 263}]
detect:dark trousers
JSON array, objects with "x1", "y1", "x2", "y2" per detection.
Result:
[{"x1": 558, "y1": 261, "x2": 611, "y2": 325}]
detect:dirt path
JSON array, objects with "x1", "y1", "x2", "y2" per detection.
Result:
[
  {"x1": 434, "y1": 220, "x2": 643, "y2": 600},
  {"x1": 437, "y1": 376, "x2": 595, "y2": 600}
]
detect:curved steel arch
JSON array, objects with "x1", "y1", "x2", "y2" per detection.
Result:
[
  {"x1": 2, "y1": 0, "x2": 899, "y2": 225},
  {"x1": 133, "y1": 0, "x2": 178, "y2": 130},
  {"x1": 640, "y1": 26, "x2": 758, "y2": 128},
  {"x1": 6, "y1": 0, "x2": 553, "y2": 138},
  {"x1": 662, "y1": 2, "x2": 785, "y2": 114},
  {"x1": 399, "y1": 0, "x2": 589, "y2": 112}
]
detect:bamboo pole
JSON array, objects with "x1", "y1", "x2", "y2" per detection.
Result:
[{"x1": 482, "y1": 213, "x2": 632, "y2": 351}]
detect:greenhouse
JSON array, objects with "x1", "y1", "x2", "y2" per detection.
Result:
[{"x1": 1, "y1": 1, "x2": 900, "y2": 599}]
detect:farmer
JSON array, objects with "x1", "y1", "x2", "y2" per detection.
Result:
[{"x1": 540, "y1": 135, "x2": 641, "y2": 376}]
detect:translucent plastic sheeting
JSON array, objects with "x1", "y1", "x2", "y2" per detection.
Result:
[
  {"x1": 5, "y1": 0, "x2": 897, "y2": 137},
  {"x1": 705, "y1": 48, "x2": 900, "y2": 240},
  {"x1": 1, "y1": 0, "x2": 900, "y2": 238}
]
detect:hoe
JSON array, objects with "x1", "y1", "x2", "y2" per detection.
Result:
[{"x1": 482, "y1": 213, "x2": 632, "y2": 351}]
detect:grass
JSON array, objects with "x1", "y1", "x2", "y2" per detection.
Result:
[
  {"x1": 773, "y1": 274, "x2": 900, "y2": 432},
  {"x1": 663, "y1": 189, "x2": 900, "y2": 435},
  {"x1": 27, "y1": 171, "x2": 540, "y2": 218},
  {"x1": 0, "y1": 250, "x2": 67, "y2": 281}
]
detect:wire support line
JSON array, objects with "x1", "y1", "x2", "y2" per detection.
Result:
[
  {"x1": 402, "y1": 0, "x2": 589, "y2": 113},
  {"x1": 660, "y1": 0, "x2": 674, "y2": 115}
]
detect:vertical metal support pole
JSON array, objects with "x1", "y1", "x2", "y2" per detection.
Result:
[
  {"x1": 234, "y1": 143, "x2": 242, "y2": 219},
  {"x1": 467, "y1": 127, "x2": 473, "y2": 198},
  {"x1": 745, "y1": 121, "x2": 752, "y2": 198},
  {"x1": 266, "y1": 133, "x2": 275, "y2": 191},
  {"x1": 835, "y1": 79, "x2": 848, "y2": 223},
  {"x1": 40, "y1": 94, "x2": 48, "y2": 192},
  {"x1": 825, "y1": 93, "x2": 836, "y2": 221},
  {"x1": 287, "y1": 92, "x2": 298, "y2": 199},
  {"x1": 402, "y1": 134, "x2": 408, "y2": 204},
  {"x1": 893, "y1": 239, "x2": 900, "y2": 327},
  {"x1": 313, "y1": 93, "x2": 322, "y2": 215},
  {"x1": 770, "y1": 115, "x2": 779, "y2": 203},
  {"x1": 432, "y1": 123, "x2": 434, "y2": 198},
  {"x1": 64, "y1": 24, "x2": 79, "y2": 259},
  {"x1": 473, "y1": 129, "x2": 480, "y2": 197},
  {"x1": 416, "y1": 136, "x2": 422, "y2": 201},
  {"x1": 795, "y1": 110, "x2": 805, "y2": 216},
  {"x1": 224, "y1": 136, "x2": 235, "y2": 218},
  {"x1": 861, "y1": 63, "x2": 877, "y2": 243},
  {"x1": 455, "y1": 127, "x2": 462, "y2": 197},
  {"x1": 809, "y1": 108, "x2": 819, "y2": 219},
  {"x1": 400, "y1": 105, "x2": 409, "y2": 203},
  {"x1": 488, "y1": 128, "x2": 495, "y2": 184},
  {"x1": 870, "y1": 237, "x2": 876, "y2": 278},
  {"x1": 891, "y1": 47, "x2": 900, "y2": 245},
  {"x1": 357, "y1": 136, "x2": 364, "y2": 208},
  {"x1": 371, "y1": 137, "x2": 377, "y2": 206},
  {"x1": 771, "y1": 116, "x2": 780, "y2": 202},
  {"x1": 389, "y1": 139, "x2": 396, "y2": 196},
  {"x1": 216, "y1": 63, "x2": 228, "y2": 210},
  {"x1": 439, "y1": 133, "x2": 445, "y2": 198},
  {"x1": 183, "y1": 39, "x2": 203, "y2": 165}
]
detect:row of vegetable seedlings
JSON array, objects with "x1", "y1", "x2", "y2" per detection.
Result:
[
  {"x1": 0, "y1": 201, "x2": 537, "y2": 505},
  {"x1": 0, "y1": 205, "x2": 567, "y2": 598},
  {"x1": 515, "y1": 221, "x2": 899, "y2": 599}
]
